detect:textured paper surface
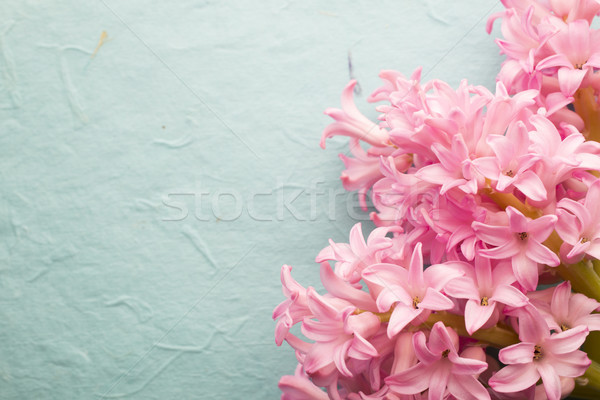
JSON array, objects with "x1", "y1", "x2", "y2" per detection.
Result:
[{"x1": 0, "y1": 1, "x2": 503, "y2": 398}]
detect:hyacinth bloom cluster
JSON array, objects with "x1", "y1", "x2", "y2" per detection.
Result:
[{"x1": 274, "y1": 1, "x2": 600, "y2": 399}]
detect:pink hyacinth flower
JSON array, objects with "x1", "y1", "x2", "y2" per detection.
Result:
[
  {"x1": 321, "y1": 80, "x2": 391, "y2": 148},
  {"x1": 273, "y1": 265, "x2": 311, "y2": 346},
  {"x1": 473, "y1": 206, "x2": 559, "y2": 291},
  {"x1": 279, "y1": 364, "x2": 328, "y2": 400},
  {"x1": 362, "y1": 243, "x2": 462, "y2": 337},
  {"x1": 535, "y1": 281, "x2": 600, "y2": 333},
  {"x1": 301, "y1": 288, "x2": 380, "y2": 378},
  {"x1": 386, "y1": 322, "x2": 490, "y2": 400},
  {"x1": 537, "y1": 20, "x2": 600, "y2": 96},
  {"x1": 316, "y1": 223, "x2": 392, "y2": 285},
  {"x1": 489, "y1": 308, "x2": 591, "y2": 400},
  {"x1": 339, "y1": 140, "x2": 407, "y2": 211},
  {"x1": 472, "y1": 120, "x2": 546, "y2": 201},
  {"x1": 556, "y1": 180, "x2": 600, "y2": 262},
  {"x1": 444, "y1": 256, "x2": 529, "y2": 334},
  {"x1": 415, "y1": 134, "x2": 480, "y2": 195}
]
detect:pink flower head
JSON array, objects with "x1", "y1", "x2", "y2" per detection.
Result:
[
  {"x1": 533, "y1": 281, "x2": 600, "y2": 333},
  {"x1": 415, "y1": 134, "x2": 480, "y2": 195},
  {"x1": 497, "y1": 0, "x2": 600, "y2": 29},
  {"x1": 368, "y1": 68, "x2": 423, "y2": 105},
  {"x1": 445, "y1": 255, "x2": 529, "y2": 334},
  {"x1": 556, "y1": 179, "x2": 600, "y2": 262},
  {"x1": 279, "y1": 364, "x2": 329, "y2": 400},
  {"x1": 321, "y1": 80, "x2": 391, "y2": 148},
  {"x1": 316, "y1": 223, "x2": 393, "y2": 285},
  {"x1": 486, "y1": 7, "x2": 546, "y2": 74},
  {"x1": 273, "y1": 265, "x2": 311, "y2": 346},
  {"x1": 537, "y1": 20, "x2": 600, "y2": 96},
  {"x1": 473, "y1": 206, "x2": 559, "y2": 291},
  {"x1": 301, "y1": 288, "x2": 380, "y2": 378},
  {"x1": 427, "y1": 195, "x2": 487, "y2": 261},
  {"x1": 489, "y1": 307, "x2": 591, "y2": 400},
  {"x1": 386, "y1": 322, "x2": 490, "y2": 400},
  {"x1": 339, "y1": 140, "x2": 410, "y2": 210},
  {"x1": 547, "y1": 0, "x2": 600, "y2": 23},
  {"x1": 362, "y1": 243, "x2": 462, "y2": 337},
  {"x1": 472, "y1": 120, "x2": 546, "y2": 201}
]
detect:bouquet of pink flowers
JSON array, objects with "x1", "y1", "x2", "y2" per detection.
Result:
[{"x1": 273, "y1": 1, "x2": 600, "y2": 399}]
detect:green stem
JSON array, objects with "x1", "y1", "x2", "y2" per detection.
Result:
[
  {"x1": 423, "y1": 312, "x2": 519, "y2": 348},
  {"x1": 481, "y1": 187, "x2": 541, "y2": 219},
  {"x1": 359, "y1": 309, "x2": 520, "y2": 348},
  {"x1": 574, "y1": 87, "x2": 600, "y2": 143},
  {"x1": 556, "y1": 260, "x2": 600, "y2": 302},
  {"x1": 592, "y1": 259, "x2": 600, "y2": 277},
  {"x1": 583, "y1": 332, "x2": 600, "y2": 367}
]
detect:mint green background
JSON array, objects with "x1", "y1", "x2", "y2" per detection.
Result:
[{"x1": 0, "y1": 1, "x2": 503, "y2": 399}]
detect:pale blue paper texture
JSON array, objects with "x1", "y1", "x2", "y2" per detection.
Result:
[{"x1": 0, "y1": 1, "x2": 503, "y2": 398}]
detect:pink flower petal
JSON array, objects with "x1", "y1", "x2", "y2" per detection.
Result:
[
  {"x1": 489, "y1": 363, "x2": 539, "y2": 393},
  {"x1": 511, "y1": 252, "x2": 539, "y2": 291},
  {"x1": 491, "y1": 284, "x2": 528, "y2": 307},
  {"x1": 447, "y1": 375, "x2": 491, "y2": 400},
  {"x1": 464, "y1": 300, "x2": 496, "y2": 335},
  {"x1": 513, "y1": 170, "x2": 547, "y2": 201},
  {"x1": 408, "y1": 243, "x2": 425, "y2": 288},
  {"x1": 568, "y1": 239, "x2": 591, "y2": 259},
  {"x1": 428, "y1": 366, "x2": 450, "y2": 400},
  {"x1": 525, "y1": 240, "x2": 560, "y2": 266},
  {"x1": 548, "y1": 351, "x2": 591, "y2": 377},
  {"x1": 499, "y1": 342, "x2": 535, "y2": 364},
  {"x1": 306, "y1": 288, "x2": 341, "y2": 320},
  {"x1": 386, "y1": 362, "x2": 432, "y2": 395},
  {"x1": 279, "y1": 370, "x2": 329, "y2": 400},
  {"x1": 537, "y1": 54, "x2": 573, "y2": 70},
  {"x1": 333, "y1": 340, "x2": 353, "y2": 377},
  {"x1": 578, "y1": 314, "x2": 600, "y2": 331},
  {"x1": 391, "y1": 332, "x2": 418, "y2": 375},
  {"x1": 479, "y1": 240, "x2": 520, "y2": 259},
  {"x1": 419, "y1": 288, "x2": 454, "y2": 311},
  {"x1": 388, "y1": 304, "x2": 422, "y2": 337},
  {"x1": 506, "y1": 207, "x2": 529, "y2": 233},
  {"x1": 444, "y1": 277, "x2": 479, "y2": 301},
  {"x1": 320, "y1": 263, "x2": 375, "y2": 310},
  {"x1": 413, "y1": 331, "x2": 440, "y2": 365},
  {"x1": 558, "y1": 67, "x2": 588, "y2": 96},
  {"x1": 556, "y1": 208, "x2": 583, "y2": 245},
  {"x1": 448, "y1": 351, "x2": 488, "y2": 375},
  {"x1": 424, "y1": 263, "x2": 465, "y2": 291},
  {"x1": 472, "y1": 157, "x2": 501, "y2": 179},
  {"x1": 528, "y1": 214, "x2": 558, "y2": 243},
  {"x1": 536, "y1": 362, "x2": 561, "y2": 400},
  {"x1": 472, "y1": 222, "x2": 512, "y2": 247},
  {"x1": 517, "y1": 307, "x2": 550, "y2": 343},
  {"x1": 545, "y1": 326, "x2": 589, "y2": 354},
  {"x1": 348, "y1": 333, "x2": 379, "y2": 360},
  {"x1": 550, "y1": 281, "x2": 571, "y2": 322},
  {"x1": 428, "y1": 322, "x2": 458, "y2": 355}
]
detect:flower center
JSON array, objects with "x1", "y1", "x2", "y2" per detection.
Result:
[
  {"x1": 518, "y1": 232, "x2": 528, "y2": 240},
  {"x1": 581, "y1": 237, "x2": 590, "y2": 243},
  {"x1": 533, "y1": 345, "x2": 543, "y2": 360},
  {"x1": 412, "y1": 296, "x2": 420, "y2": 309},
  {"x1": 504, "y1": 169, "x2": 514, "y2": 177},
  {"x1": 480, "y1": 296, "x2": 489, "y2": 306},
  {"x1": 442, "y1": 349, "x2": 450, "y2": 358},
  {"x1": 561, "y1": 324, "x2": 570, "y2": 331}
]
